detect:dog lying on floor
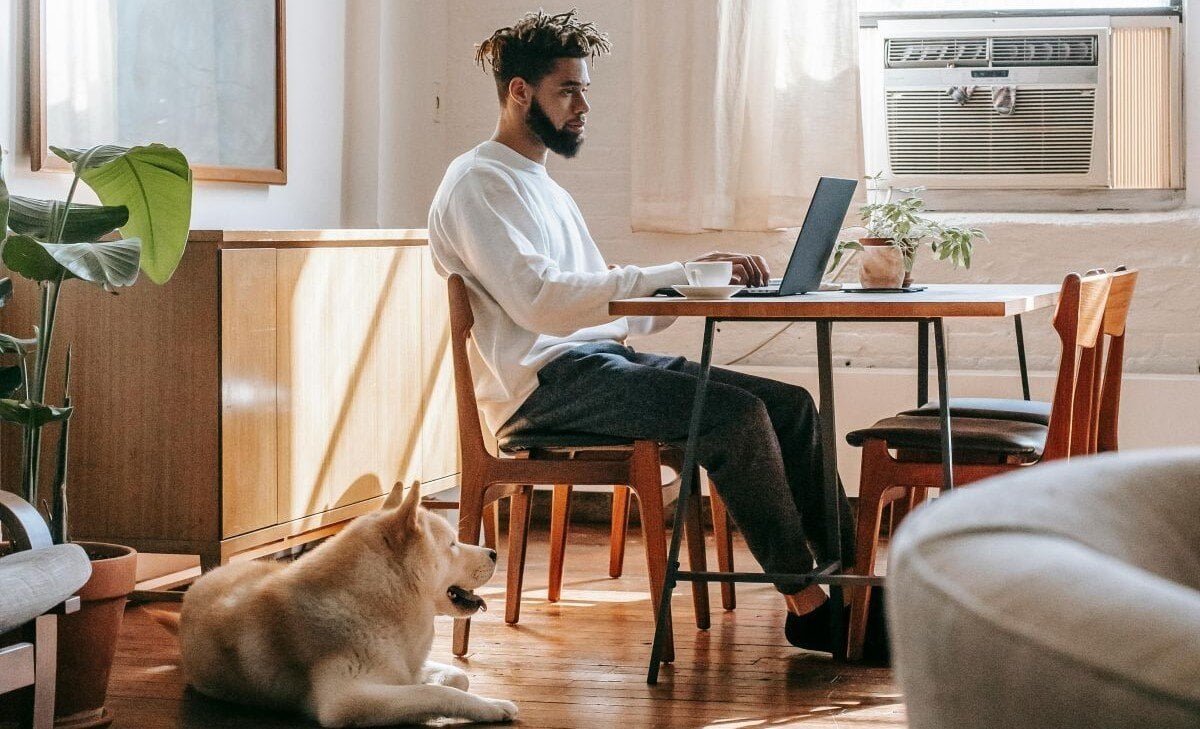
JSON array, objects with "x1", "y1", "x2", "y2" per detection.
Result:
[{"x1": 178, "y1": 480, "x2": 517, "y2": 726}]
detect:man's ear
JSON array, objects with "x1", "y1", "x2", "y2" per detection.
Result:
[{"x1": 507, "y1": 76, "x2": 532, "y2": 107}]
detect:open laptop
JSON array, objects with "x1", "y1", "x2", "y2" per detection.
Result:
[{"x1": 733, "y1": 176, "x2": 858, "y2": 297}]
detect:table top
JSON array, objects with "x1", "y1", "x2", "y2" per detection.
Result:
[{"x1": 610, "y1": 283, "x2": 1060, "y2": 320}]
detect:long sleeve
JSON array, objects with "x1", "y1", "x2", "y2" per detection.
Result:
[{"x1": 440, "y1": 168, "x2": 685, "y2": 337}]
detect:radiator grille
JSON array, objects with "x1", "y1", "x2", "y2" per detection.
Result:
[
  {"x1": 886, "y1": 88, "x2": 1096, "y2": 175},
  {"x1": 991, "y1": 35, "x2": 1098, "y2": 66},
  {"x1": 886, "y1": 38, "x2": 989, "y2": 67}
]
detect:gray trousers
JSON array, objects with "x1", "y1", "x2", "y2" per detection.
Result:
[{"x1": 497, "y1": 342, "x2": 854, "y2": 592}]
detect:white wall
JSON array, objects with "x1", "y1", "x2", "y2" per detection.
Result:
[
  {"x1": 391, "y1": 0, "x2": 1200, "y2": 469},
  {"x1": 414, "y1": 1, "x2": 1200, "y2": 382},
  {"x1": 0, "y1": 0, "x2": 347, "y2": 228}
]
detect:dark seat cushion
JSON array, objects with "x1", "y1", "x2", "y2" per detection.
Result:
[
  {"x1": 846, "y1": 415, "x2": 1048, "y2": 458},
  {"x1": 897, "y1": 397, "x2": 1052, "y2": 426},
  {"x1": 498, "y1": 431, "x2": 637, "y2": 452}
]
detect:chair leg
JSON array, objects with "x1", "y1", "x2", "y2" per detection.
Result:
[
  {"x1": 548, "y1": 484, "x2": 572, "y2": 603},
  {"x1": 708, "y1": 484, "x2": 736, "y2": 610},
  {"x1": 608, "y1": 485, "x2": 631, "y2": 578},
  {"x1": 33, "y1": 613, "x2": 56, "y2": 729},
  {"x1": 505, "y1": 486, "x2": 534, "y2": 625},
  {"x1": 482, "y1": 501, "x2": 500, "y2": 550},
  {"x1": 683, "y1": 466, "x2": 711, "y2": 630},
  {"x1": 453, "y1": 475, "x2": 487, "y2": 657},
  {"x1": 631, "y1": 441, "x2": 674, "y2": 663},
  {"x1": 890, "y1": 487, "x2": 927, "y2": 532},
  {"x1": 847, "y1": 440, "x2": 903, "y2": 662}
]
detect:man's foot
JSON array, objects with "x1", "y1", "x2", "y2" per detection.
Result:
[
  {"x1": 784, "y1": 599, "x2": 848, "y2": 653},
  {"x1": 783, "y1": 588, "x2": 890, "y2": 662}
]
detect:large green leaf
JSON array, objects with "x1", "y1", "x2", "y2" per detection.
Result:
[
  {"x1": 44, "y1": 238, "x2": 141, "y2": 290},
  {"x1": 52, "y1": 144, "x2": 192, "y2": 285},
  {"x1": 7, "y1": 196, "x2": 128, "y2": 241},
  {"x1": 2, "y1": 234, "x2": 67, "y2": 282},
  {"x1": 0, "y1": 398, "x2": 71, "y2": 427}
]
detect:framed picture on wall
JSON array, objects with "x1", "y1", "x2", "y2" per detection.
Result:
[{"x1": 29, "y1": 0, "x2": 287, "y2": 184}]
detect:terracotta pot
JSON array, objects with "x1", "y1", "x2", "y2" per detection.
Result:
[
  {"x1": 54, "y1": 542, "x2": 137, "y2": 729},
  {"x1": 858, "y1": 238, "x2": 905, "y2": 289}
]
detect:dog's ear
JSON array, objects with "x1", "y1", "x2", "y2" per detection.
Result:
[
  {"x1": 394, "y1": 479, "x2": 422, "y2": 529},
  {"x1": 382, "y1": 480, "x2": 408, "y2": 510}
]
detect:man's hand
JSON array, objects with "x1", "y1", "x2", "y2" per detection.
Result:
[{"x1": 688, "y1": 252, "x2": 770, "y2": 287}]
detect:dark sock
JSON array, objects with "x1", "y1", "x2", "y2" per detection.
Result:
[{"x1": 784, "y1": 598, "x2": 848, "y2": 653}]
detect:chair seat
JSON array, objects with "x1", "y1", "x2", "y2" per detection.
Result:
[
  {"x1": 498, "y1": 430, "x2": 642, "y2": 452},
  {"x1": 846, "y1": 415, "x2": 1048, "y2": 458},
  {"x1": 897, "y1": 397, "x2": 1052, "y2": 425}
]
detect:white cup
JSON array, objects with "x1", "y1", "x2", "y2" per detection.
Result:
[{"x1": 684, "y1": 261, "x2": 733, "y2": 287}]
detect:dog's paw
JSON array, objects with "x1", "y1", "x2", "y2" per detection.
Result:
[
  {"x1": 442, "y1": 671, "x2": 469, "y2": 691},
  {"x1": 477, "y1": 698, "x2": 518, "y2": 723}
]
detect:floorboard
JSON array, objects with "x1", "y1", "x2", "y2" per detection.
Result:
[{"x1": 108, "y1": 522, "x2": 905, "y2": 728}]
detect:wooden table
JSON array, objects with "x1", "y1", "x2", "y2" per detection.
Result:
[{"x1": 610, "y1": 283, "x2": 1060, "y2": 681}]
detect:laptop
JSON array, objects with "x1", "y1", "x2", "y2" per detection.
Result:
[{"x1": 733, "y1": 176, "x2": 858, "y2": 297}]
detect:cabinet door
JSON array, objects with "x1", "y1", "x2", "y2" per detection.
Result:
[
  {"x1": 221, "y1": 248, "x2": 280, "y2": 537},
  {"x1": 276, "y1": 247, "x2": 424, "y2": 519},
  {"x1": 420, "y1": 250, "x2": 460, "y2": 490}
]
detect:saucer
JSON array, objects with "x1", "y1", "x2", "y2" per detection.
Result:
[{"x1": 673, "y1": 284, "x2": 743, "y2": 300}]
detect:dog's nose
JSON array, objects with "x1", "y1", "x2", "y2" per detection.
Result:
[{"x1": 488, "y1": 549, "x2": 497, "y2": 562}]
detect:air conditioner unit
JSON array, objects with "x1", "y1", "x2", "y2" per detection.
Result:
[{"x1": 879, "y1": 18, "x2": 1109, "y2": 189}]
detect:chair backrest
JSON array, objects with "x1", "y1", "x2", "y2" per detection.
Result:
[
  {"x1": 1095, "y1": 267, "x2": 1138, "y2": 452},
  {"x1": 1044, "y1": 271, "x2": 1112, "y2": 462},
  {"x1": 446, "y1": 274, "x2": 495, "y2": 467}
]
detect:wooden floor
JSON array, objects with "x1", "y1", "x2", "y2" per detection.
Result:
[{"x1": 110, "y1": 522, "x2": 905, "y2": 728}]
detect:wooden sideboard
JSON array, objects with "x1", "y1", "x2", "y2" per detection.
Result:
[{"x1": 0, "y1": 230, "x2": 459, "y2": 567}]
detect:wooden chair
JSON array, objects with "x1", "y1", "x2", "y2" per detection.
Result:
[
  {"x1": 445, "y1": 274, "x2": 734, "y2": 659},
  {"x1": 842, "y1": 271, "x2": 1113, "y2": 660},
  {"x1": 884, "y1": 268, "x2": 1138, "y2": 530},
  {"x1": 0, "y1": 492, "x2": 90, "y2": 729},
  {"x1": 895, "y1": 268, "x2": 1138, "y2": 441}
]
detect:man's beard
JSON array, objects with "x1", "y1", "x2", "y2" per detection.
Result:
[{"x1": 527, "y1": 98, "x2": 584, "y2": 158}]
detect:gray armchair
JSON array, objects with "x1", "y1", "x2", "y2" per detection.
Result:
[
  {"x1": 0, "y1": 491, "x2": 91, "y2": 729},
  {"x1": 887, "y1": 449, "x2": 1200, "y2": 729}
]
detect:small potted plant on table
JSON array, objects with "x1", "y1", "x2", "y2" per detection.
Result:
[
  {"x1": 0, "y1": 143, "x2": 192, "y2": 728},
  {"x1": 831, "y1": 175, "x2": 986, "y2": 289}
]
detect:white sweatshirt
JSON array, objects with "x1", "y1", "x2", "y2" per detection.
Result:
[{"x1": 428, "y1": 141, "x2": 687, "y2": 434}]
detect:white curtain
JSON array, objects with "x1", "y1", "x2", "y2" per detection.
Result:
[{"x1": 631, "y1": 0, "x2": 864, "y2": 233}]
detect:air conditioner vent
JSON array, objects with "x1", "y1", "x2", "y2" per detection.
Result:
[
  {"x1": 886, "y1": 38, "x2": 989, "y2": 68},
  {"x1": 991, "y1": 35, "x2": 1098, "y2": 66},
  {"x1": 886, "y1": 88, "x2": 1096, "y2": 175}
]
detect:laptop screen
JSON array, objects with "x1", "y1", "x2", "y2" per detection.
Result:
[{"x1": 777, "y1": 177, "x2": 858, "y2": 295}]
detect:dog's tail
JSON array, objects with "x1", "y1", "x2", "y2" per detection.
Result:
[{"x1": 142, "y1": 606, "x2": 182, "y2": 637}]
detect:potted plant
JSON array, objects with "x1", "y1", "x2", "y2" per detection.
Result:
[
  {"x1": 830, "y1": 175, "x2": 986, "y2": 288},
  {"x1": 0, "y1": 143, "x2": 192, "y2": 728}
]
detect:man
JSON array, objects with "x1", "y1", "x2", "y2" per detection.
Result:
[{"x1": 428, "y1": 9, "x2": 854, "y2": 652}]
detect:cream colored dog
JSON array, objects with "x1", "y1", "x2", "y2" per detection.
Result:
[{"x1": 179, "y1": 481, "x2": 517, "y2": 726}]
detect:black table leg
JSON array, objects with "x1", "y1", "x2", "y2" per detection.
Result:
[
  {"x1": 917, "y1": 320, "x2": 930, "y2": 406},
  {"x1": 1014, "y1": 314, "x2": 1031, "y2": 400},
  {"x1": 815, "y1": 321, "x2": 846, "y2": 659},
  {"x1": 933, "y1": 318, "x2": 955, "y2": 491},
  {"x1": 647, "y1": 317, "x2": 716, "y2": 684}
]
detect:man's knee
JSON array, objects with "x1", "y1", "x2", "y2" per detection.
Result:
[{"x1": 705, "y1": 388, "x2": 773, "y2": 436}]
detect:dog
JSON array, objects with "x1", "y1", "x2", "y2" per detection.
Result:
[{"x1": 178, "y1": 480, "x2": 518, "y2": 726}]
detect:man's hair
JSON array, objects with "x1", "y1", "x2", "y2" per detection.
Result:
[{"x1": 475, "y1": 9, "x2": 611, "y2": 103}]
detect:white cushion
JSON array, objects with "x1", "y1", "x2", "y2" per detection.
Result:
[
  {"x1": 888, "y1": 448, "x2": 1200, "y2": 729},
  {"x1": 0, "y1": 543, "x2": 91, "y2": 634}
]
